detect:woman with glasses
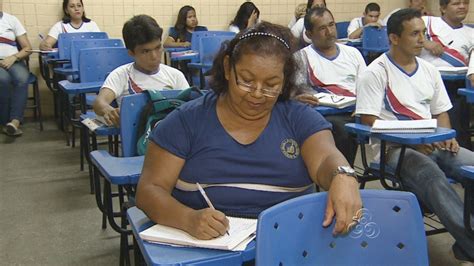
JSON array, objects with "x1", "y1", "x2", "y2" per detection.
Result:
[{"x1": 136, "y1": 22, "x2": 362, "y2": 240}]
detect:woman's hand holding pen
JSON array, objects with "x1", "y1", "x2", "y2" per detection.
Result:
[{"x1": 186, "y1": 208, "x2": 229, "y2": 240}]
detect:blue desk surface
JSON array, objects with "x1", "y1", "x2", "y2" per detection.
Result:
[
  {"x1": 460, "y1": 166, "x2": 474, "y2": 181},
  {"x1": 127, "y1": 207, "x2": 255, "y2": 266},
  {"x1": 80, "y1": 112, "x2": 120, "y2": 136},
  {"x1": 458, "y1": 88, "x2": 474, "y2": 103},
  {"x1": 441, "y1": 73, "x2": 466, "y2": 81},
  {"x1": 314, "y1": 105, "x2": 354, "y2": 115},
  {"x1": 345, "y1": 123, "x2": 456, "y2": 145},
  {"x1": 58, "y1": 80, "x2": 103, "y2": 95},
  {"x1": 89, "y1": 150, "x2": 144, "y2": 185}
]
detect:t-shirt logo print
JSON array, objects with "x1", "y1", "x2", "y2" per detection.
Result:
[{"x1": 280, "y1": 139, "x2": 300, "y2": 159}]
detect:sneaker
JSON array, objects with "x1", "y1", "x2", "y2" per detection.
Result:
[
  {"x1": 4, "y1": 122, "x2": 23, "y2": 136},
  {"x1": 452, "y1": 243, "x2": 474, "y2": 266}
]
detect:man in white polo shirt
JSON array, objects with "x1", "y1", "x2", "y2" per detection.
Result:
[
  {"x1": 93, "y1": 15, "x2": 189, "y2": 127},
  {"x1": 347, "y1": 2, "x2": 383, "y2": 39},
  {"x1": 419, "y1": 0, "x2": 474, "y2": 149},
  {"x1": 356, "y1": 8, "x2": 474, "y2": 263},
  {"x1": 293, "y1": 7, "x2": 366, "y2": 165}
]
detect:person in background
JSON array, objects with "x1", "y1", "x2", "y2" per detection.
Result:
[
  {"x1": 347, "y1": 2, "x2": 383, "y2": 39},
  {"x1": 356, "y1": 9, "x2": 474, "y2": 263},
  {"x1": 382, "y1": 0, "x2": 431, "y2": 25},
  {"x1": 291, "y1": 0, "x2": 327, "y2": 47},
  {"x1": 93, "y1": 15, "x2": 189, "y2": 127},
  {"x1": 39, "y1": 0, "x2": 99, "y2": 51},
  {"x1": 0, "y1": 5, "x2": 33, "y2": 136},
  {"x1": 136, "y1": 22, "x2": 362, "y2": 240},
  {"x1": 288, "y1": 3, "x2": 307, "y2": 28},
  {"x1": 292, "y1": 7, "x2": 366, "y2": 166},
  {"x1": 228, "y1": 2, "x2": 260, "y2": 34},
  {"x1": 420, "y1": 0, "x2": 473, "y2": 150},
  {"x1": 164, "y1": 5, "x2": 208, "y2": 48}
]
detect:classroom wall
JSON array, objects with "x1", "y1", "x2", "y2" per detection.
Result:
[{"x1": 2, "y1": 0, "x2": 473, "y2": 115}]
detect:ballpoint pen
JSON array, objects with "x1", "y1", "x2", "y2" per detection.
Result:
[{"x1": 196, "y1": 182, "x2": 230, "y2": 236}]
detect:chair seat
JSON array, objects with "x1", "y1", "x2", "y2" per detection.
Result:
[
  {"x1": 127, "y1": 206, "x2": 256, "y2": 266},
  {"x1": 90, "y1": 150, "x2": 143, "y2": 185}
]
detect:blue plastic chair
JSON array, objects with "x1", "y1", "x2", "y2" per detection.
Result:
[
  {"x1": 256, "y1": 190, "x2": 429, "y2": 266},
  {"x1": 336, "y1": 21, "x2": 350, "y2": 39},
  {"x1": 361, "y1": 26, "x2": 389, "y2": 57},
  {"x1": 89, "y1": 90, "x2": 204, "y2": 265},
  {"x1": 57, "y1": 32, "x2": 108, "y2": 61},
  {"x1": 188, "y1": 35, "x2": 235, "y2": 89}
]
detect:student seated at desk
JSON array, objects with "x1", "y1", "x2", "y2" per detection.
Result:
[
  {"x1": 292, "y1": 7, "x2": 366, "y2": 166},
  {"x1": 93, "y1": 15, "x2": 189, "y2": 127},
  {"x1": 419, "y1": 0, "x2": 474, "y2": 149},
  {"x1": 355, "y1": 9, "x2": 474, "y2": 263},
  {"x1": 290, "y1": 0, "x2": 326, "y2": 48},
  {"x1": 228, "y1": 2, "x2": 260, "y2": 34},
  {"x1": 136, "y1": 22, "x2": 362, "y2": 240},
  {"x1": 382, "y1": 0, "x2": 431, "y2": 25},
  {"x1": 164, "y1": 5, "x2": 208, "y2": 48},
  {"x1": 39, "y1": 0, "x2": 100, "y2": 51},
  {"x1": 0, "y1": 8, "x2": 32, "y2": 136},
  {"x1": 347, "y1": 2, "x2": 383, "y2": 39}
]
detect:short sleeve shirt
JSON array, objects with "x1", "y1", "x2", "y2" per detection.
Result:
[
  {"x1": 149, "y1": 92, "x2": 332, "y2": 217},
  {"x1": 168, "y1": 26, "x2": 208, "y2": 42},
  {"x1": 101, "y1": 63, "x2": 190, "y2": 107},
  {"x1": 47, "y1": 20, "x2": 101, "y2": 40},
  {"x1": 0, "y1": 12, "x2": 26, "y2": 58}
]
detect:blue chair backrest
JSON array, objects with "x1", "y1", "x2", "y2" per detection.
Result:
[
  {"x1": 362, "y1": 26, "x2": 389, "y2": 51},
  {"x1": 336, "y1": 21, "x2": 350, "y2": 39},
  {"x1": 256, "y1": 190, "x2": 429, "y2": 266},
  {"x1": 71, "y1": 39, "x2": 124, "y2": 71},
  {"x1": 57, "y1": 32, "x2": 108, "y2": 60},
  {"x1": 199, "y1": 35, "x2": 234, "y2": 67},
  {"x1": 120, "y1": 90, "x2": 204, "y2": 157},
  {"x1": 191, "y1": 31, "x2": 236, "y2": 53},
  {"x1": 78, "y1": 47, "x2": 133, "y2": 83}
]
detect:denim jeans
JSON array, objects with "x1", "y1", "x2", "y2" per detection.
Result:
[
  {"x1": 0, "y1": 61, "x2": 29, "y2": 125},
  {"x1": 387, "y1": 147, "x2": 474, "y2": 258}
]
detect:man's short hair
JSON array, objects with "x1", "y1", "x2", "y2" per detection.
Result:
[
  {"x1": 365, "y1": 2, "x2": 381, "y2": 13},
  {"x1": 122, "y1": 15, "x2": 163, "y2": 51},
  {"x1": 387, "y1": 8, "x2": 422, "y2": 36},
  {"x1": 304, "y1": 7, "x2": 334, "y2": 32},
  {"x1": 439, "y1": 0, "x2": 451, "y2": 7}
]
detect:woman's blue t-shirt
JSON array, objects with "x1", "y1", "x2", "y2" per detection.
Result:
[
  {"x1": 150, "y1": 92, "x2": 332, "y2": 218},
  {"x1": 168, "y1": 26, "x2": 208, "y2": 42}
]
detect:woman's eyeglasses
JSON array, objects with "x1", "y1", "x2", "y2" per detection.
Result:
[{"x1": 232, "y1": 65, "x2": 282, "y2": 98}]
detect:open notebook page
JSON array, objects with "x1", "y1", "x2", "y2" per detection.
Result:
[{"x1": 139, "y1": 217, "x2": 257, "y2": 251}]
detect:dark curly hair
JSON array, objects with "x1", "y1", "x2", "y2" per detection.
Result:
[{"x1": 209, "y1": 21, "x2": 299, "y2": 101}]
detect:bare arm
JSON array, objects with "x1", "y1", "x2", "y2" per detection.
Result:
[
  {"x1": 92, "y1": 88, "x2": 120, "y2": 126},
  {"x1": 423, "y1": 40, "x2": 444, "y2": 57},
  {"x1": 39, "y1": 35, "x2": 57, "y2": 51},
  {"x1": 163, "y1": 36, "x2": 191, "y2": 48},
  {"x1": 301, "y1": 130, "x2": 362, "y2": 234},
  {"x1": 136, "y1": 142, "x2": 229, "y2": 239}
]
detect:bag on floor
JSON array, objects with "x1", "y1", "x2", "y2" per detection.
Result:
[{"x1": 136, "y1": 87, "x2": 203, "y2": 155}]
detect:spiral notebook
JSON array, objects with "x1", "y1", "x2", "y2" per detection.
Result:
[
  {"x1": 139, "y1": 217, "x2": 257, "y2": 251},
  {"x1": 371, "y1": 119, "x2": 437, "y2": 133}
]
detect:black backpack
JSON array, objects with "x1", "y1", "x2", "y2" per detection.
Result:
[{"x1": 136, "y1": 87, "x2": 203, "y2": 155}]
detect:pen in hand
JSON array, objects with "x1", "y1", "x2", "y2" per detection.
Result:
[{"x1": 196, "y1": 182, "x2": 230, "y2": 236}]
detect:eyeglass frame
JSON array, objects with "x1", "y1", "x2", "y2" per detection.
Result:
[{"x1": 231, "y1": 63, "x2": 283, "y2": 98}]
